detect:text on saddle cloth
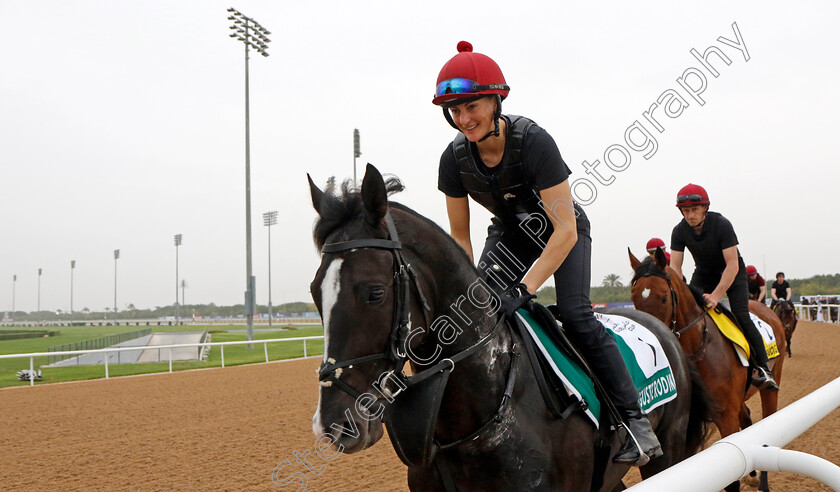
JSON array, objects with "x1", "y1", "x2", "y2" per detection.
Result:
[
  {"x1": 707, "y1": 309, "x2": 780, "y2": 365},
  {"x1": 517, "y1": 310, "x2": 678, "y2": 428}
]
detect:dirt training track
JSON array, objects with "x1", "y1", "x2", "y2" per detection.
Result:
[{"x1": 1, "y1": 320, "x2": 838, "y2": 491}]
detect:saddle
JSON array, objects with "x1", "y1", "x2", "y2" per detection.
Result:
[{"x1": 686, "y1": 287, "x2": 779, "y2": 363}]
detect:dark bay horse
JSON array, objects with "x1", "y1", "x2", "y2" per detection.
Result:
[
  {"x1": 629, "y1": 248, "x2": 786, "y2": 492},
  {"x1": 773, "y1": 301, "x2": 798, "y2": 357},
  {"x1": 308, "y1": 164, "x2": 710, "y2": 491}
]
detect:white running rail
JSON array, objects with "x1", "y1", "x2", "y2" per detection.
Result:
[
  {"x1": 627, "y1": 377, "x2": 840, "y2": 491},
  {"x1": 0, "y1": 336, "x2": 325, "y2": 386}
]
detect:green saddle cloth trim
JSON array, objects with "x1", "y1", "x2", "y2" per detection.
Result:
[{"x1": 517, "y1": 309, "x2": 677, "y2": 428}]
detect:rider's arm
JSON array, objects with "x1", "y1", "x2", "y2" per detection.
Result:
[
  {"x1": 759, "y1": 284, "x2": 766, "y2": 302},
  {"x1": 445, "y1": 195, "x2": 473, "y2": 263},
  {"x1": 771, "y1": 282, "x2": 779, "y2": 300},
  {"x1": 785, "y1": 286, "x2": 792, "y2": 301},
  {"x1": 707, "y1": 245, "x2": 739, "y2": 306},
  {"x1": 520, "y1": 181, "x2": 577, "y2": 294},
  {"x1": 669, "y1": 250, "x2": 684, "y2": 279}
]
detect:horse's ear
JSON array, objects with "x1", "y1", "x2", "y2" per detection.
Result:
[
  {"x1": 307, "y1": 174, "x2": 324, "y2": 215},
  {"x1": 654, "y1": 247, "x2": 668, "y2": 270},
  {"x1": 628, "y1": 248, "x2": 642, "y2": 270},
  {"x1": 361, "y1": 163, "x2": 387, "y2": 225}
]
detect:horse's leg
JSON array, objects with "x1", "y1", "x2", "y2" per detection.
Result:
[
  {"x1": 758, "y1": 470, "x2": 770, "y2": 491},
  {"x1": 605, "y1": 481, "x2": 626, "y2": 491},
  {"x1": 712, "y1": 387, "x2": 744, "y2": 492},
  {"x1": 738, "y1": 402, "x2": 753, "y2": 430},
  {"x1": 786, "y1": 335, "x2": 792, "y2": 357}
]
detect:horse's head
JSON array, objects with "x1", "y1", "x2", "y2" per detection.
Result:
[
  {"x1": 629, "y1": 248, "x2": 679, "y2": 328},
  {"x1": 307, "y1": 164, "x2": 408, "y2": 453},
  {"x1": 774, "y1": 301, "x2": 798, "y2": 340}
]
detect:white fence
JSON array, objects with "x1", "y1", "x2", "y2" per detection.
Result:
[
  {"x1": 627, "y1": 377, "x2": 840, "y2": 491},
  {"x1": 0, "y1": 336, "x2": 325, "y2": 386},
  {"x1": 797, "y1": 303, "x2": 840, "y2": 323}
]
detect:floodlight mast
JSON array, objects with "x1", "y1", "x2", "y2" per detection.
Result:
[
  {"x1": 263, "y1": 211, "x2": 278, "y2": 326},
  {"x1": 228, "y1": 7, "x2": 271, "y2": 347}
]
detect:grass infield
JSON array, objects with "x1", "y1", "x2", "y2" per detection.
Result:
[{"x1": 0, "y1": 324, "x2": 324, "y2": 388}]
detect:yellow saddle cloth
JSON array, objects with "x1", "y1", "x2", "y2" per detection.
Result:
[{"x1": 707, "y1": 308, "x2": 781, "y2": 363}]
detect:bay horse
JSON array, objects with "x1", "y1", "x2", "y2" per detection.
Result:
[
  {"x1": 629, "y1": 248, "x2": 786, "y2": 492},
  {"x1": 308, "y1": 164, "x2": 711, "y2": 491},
  {"x1": 773, "y1": 301, "x2": 798, "y2": 357}
]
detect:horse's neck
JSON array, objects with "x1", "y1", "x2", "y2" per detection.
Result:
[
  {"x1": 674, "y1": 280, "x2": 706, "y2": 326},
  {"x1": 418, "y1": 277, "x2": 512, "y2": 442},
  {"x1": 433, "y1": 314, "x2": 512, "y2": 443},
  {"x1": 400, "y1": 214, "x2": 513, "y2": 441}
]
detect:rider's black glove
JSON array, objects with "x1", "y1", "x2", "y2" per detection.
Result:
[{"x1": 497, "y1": 283, "x2": 537, "y2": 318}]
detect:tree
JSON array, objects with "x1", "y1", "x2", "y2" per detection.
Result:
[{"x1": 602, "y1": 274, "x2": 623, "y2": 289}]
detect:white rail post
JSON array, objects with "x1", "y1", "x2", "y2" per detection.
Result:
[
  {"x1": 221, "y1": 345, "x2": 225, "y2": 368},
  {"x1": 105, "y1": 351, "x2": 109, "y2": 379},
  {"x1": 303, "y1": 339, "x2": 307, "y2": 358},
  {"x1": 627, "y1": 377, "x2": 840, "y2": 491},
  {"x1": 169, "y1": 348, "x2": 173, "y2": 373},
  {"x1": 29, "y1": 357, "x2": 34, "y2": 387},
  {"x1": 264, "y1": 342, "x2": 269, "y2": 363}
]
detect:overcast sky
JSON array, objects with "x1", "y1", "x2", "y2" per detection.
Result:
[{"x1": 2, "y1": 1, "x2": 838, "y2": 314}]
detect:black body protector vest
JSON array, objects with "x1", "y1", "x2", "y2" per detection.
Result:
[{"x1": 453, "y1": 115, "x2": 547, "y2": 228}]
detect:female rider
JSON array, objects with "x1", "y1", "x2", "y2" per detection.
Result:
[{"x1": 433, "y1": 41, "x2": 660, "y2": 466}]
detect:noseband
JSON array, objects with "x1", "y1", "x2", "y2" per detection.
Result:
[{"x1": 317, "y1": 213, "x2": 504, "y2": 402}]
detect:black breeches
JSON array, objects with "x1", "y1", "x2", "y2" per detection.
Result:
[
  {"x1": 477, "y1": 212, "x2": 641, "y2": 412},
  {"x1": 691, "y1": 273, "x2": 769, "y2": 367}
]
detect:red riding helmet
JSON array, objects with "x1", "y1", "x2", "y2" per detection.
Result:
[
  {"x1": 675, "y1": 183, "x2": 710, "y2": 208},
  {"x1": 646, "y1": 237, "x2": 666, "y2": 254},
  {"x1": 746, "y1": 265, "x2": 758, "y2": 275},
  {"x1": 432, "y1": 41, "x2": 510, "y2": 106}
]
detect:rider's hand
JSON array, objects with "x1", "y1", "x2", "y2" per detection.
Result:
[
  {"x1": 497, "y1": 283, "x2": 537, "y2": 317},
  {"x1": 703, "y1": 293, "x2": 720, "y2": 310}
]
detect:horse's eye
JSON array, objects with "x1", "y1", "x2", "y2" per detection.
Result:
[
  {"x1": 368, "y1": 288, "x2": 386, "y2": 304},
  {"x1": 662, "y1": 296, "x2": 669, "y2": 304}
]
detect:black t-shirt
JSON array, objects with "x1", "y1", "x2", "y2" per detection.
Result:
[
  {"x1": 747, "y1": 274, "x2": 765, "y2": 296},
  {"x1": 670, "y1": 211, "x2": 743, "y2": 277},
  {"x1": 772, "y1": 280, "x2": 790, "y2": 299},
  {"x1": 437, "y1": 115, "x2": 571, "y2": 198}
]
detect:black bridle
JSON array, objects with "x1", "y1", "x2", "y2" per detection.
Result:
[
  {"x1": 632, "y1": 266, "x2": 710, "y2": 358},
  {"x1": 317, "y1": 213, "x2": 504, "y2": 402}
]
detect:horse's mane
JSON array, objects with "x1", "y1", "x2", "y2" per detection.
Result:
[
  {"x1": 312, "y1": 177, "x2": 474, "y2": 270},
  {"x1": 632, "y1": 256, "x2": 706, "y2": 308}
]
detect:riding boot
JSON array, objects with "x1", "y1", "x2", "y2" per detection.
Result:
[
  {"x1": 736, "y1": 312, "x2": 780, "y2": 392},
  {"x1": 612, "y1": 409, "x2": 663, "y2": 466},
  {"x1": 752, "y1": 365, "x2": 779, "y2": 391}
]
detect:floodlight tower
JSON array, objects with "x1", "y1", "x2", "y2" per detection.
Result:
[
  {"x1": 263, "y1": 210, "x2": 278, "y2": 326},
  {"x1": 11, "y1": 274, "x2": 16, "y2": 317},
  {"x1": 354, "y1": 129, "x2": 361, "y2": 187},
  {"x1": 114, "y1": 249, "x2": 120, "y2": 315},
  {"x1": 70, "y1": 260, "x2": 76, "y2": 320},
  {"x1": 37, "y1": 268, "x2": 42, "y2": 314},
  {"x1": 174, "y1": 234, "x2": 182, "y2": 324},
  {"x1": 228, "y1": 7, "x2": 271, "y2": 346}
]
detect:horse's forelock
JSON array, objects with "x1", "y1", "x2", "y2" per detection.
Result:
[
  {"x1": 631, "y1": 256, "x2": 664, "y2": 284},
  {"x1": 312, "y1": 177, "x2": 406, "y2": 250}
]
